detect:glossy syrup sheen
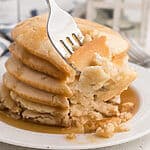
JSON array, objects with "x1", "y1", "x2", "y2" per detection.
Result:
[{"x1": 0, "y1": 87, "x2": 139, "y2": 134}]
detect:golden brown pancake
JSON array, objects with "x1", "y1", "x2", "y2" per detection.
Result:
[
  {"x1": 75, "y1": 18, "x2": 129, "y2": 56},
  {"x1": 0, "y1": 86, "x2": 70, "y2": 127},
  {"x1": 11, "y1": 15, "x2": 76, "y2": 82},
  {"x1": 10, "y1": 91, "x2": 69, "y2": 117},
  {"x1": 11, "y1": 15, "x2": 129, "y2": 80},
  {"x1": 22, "y1": 110, "x2": 70, "y2": 127},
  {"x1": 6, "y1": 57, "x2": 72, "y2": 97},
  {"x1": 68, "y1": 36, "x2": 110, "y2": 70},
  {"x1": 95, "y1": 71, "x2": 136, "y2": 101},
  {"x1": 3, "y1": 73, "x2": 69, "y2": 108},
  {"x1": 0, "y1": 85, "x2": 21, "y2": 114},
  {"x1": 9, "y1": 43, "x2": 67, "y2": 80}
]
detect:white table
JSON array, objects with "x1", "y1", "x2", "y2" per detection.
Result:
[{"x1": 0, "y1": 133, "x2": 150, "y2": 150}]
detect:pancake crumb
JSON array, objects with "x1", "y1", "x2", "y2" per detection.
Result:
[
  {"x1": 96, "y1": 123, "x2": 115, "y2": 138},
  {"x1": 115, "y1": 123, "x2": 129, "y2": 132},
  {"x1": 120, "y1": 102, "x2": 134, "y2": 113}
]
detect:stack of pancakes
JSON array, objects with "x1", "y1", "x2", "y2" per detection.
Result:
[{"x1": 0, "y1": 15, "x2": 136, "y2": 133}]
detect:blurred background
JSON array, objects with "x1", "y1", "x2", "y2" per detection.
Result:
[{"x1": 0, "y1": 0, "x2": 150, "y2": 57}]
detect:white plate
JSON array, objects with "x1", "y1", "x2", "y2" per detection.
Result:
[{"x1": 0, "y1": 58, "x2": 150, "y2": 150}]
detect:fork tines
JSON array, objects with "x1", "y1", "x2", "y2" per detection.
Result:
[{"x1": 60, "y1": 33, "x2": 84, "y2": 55}]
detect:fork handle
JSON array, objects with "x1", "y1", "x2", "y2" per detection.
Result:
[
  {"x1": 142, "y1": 59, "x2": 150, "y2": 68},
  {"x1": 46, "y1": 0, "x2": 59, "y2": 10}
]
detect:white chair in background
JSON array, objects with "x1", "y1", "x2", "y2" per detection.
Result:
[
  {"x1": 141, "y1": 0, "x2": 150, "y2": 53},
  {"x1": 145, "y1": 8, "x2": 150, "y2": 53},
  {"x1": 86, "y1": 0, "x2": 123, "y2": 31},
  {"x1": 86, "y1": 0, "x2": 150, "y2": 54}
]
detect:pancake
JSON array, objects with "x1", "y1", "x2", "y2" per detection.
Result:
[
  {"x1": 22, "y1": 110, "x2": 70, "y2": 127},
  {"x1": 11, "y1": 15, "x2": 129, "y2": 78},
  {"x1": 70, "y1": 100, "x2": 119, "y2": 118},
  {"x1": 6, "y1": 57, "x2": 72, "y2": 97},
  {"x1": 11, "y1": 15, "x2": 76, "y2": 82},
  {"x1": 9, "y1": 43, "x2": 67, "y2": 80},
  {"x1": 0, "y1": 85, "x2": 4, "y2": 110},
  {"x1": 3, "y1": 73, "x2": 69, "y2": 108},
  {"x1": 0, "y1": 85, "x2": 21, "y2": 114},
  {"x1": 75, "y1": 18, "x2": 129, "y2": 56},
  {"x1": 112, "y1": 52, "x2": 128, "y2": 67},
  {"x1": 0, "y1": 86, "x2": 70, "y2": 127},
  {"x1": 10, "y1": 91, "x2": 69, "y2": 117},
  {"x1": 95, "y1": 71, "x2": 136, "y2": 101},
  {"x1": 68, "y1": 36, "x2": 110, "y2": 70}
]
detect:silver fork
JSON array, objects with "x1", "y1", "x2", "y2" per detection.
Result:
[
  {"x1": 121, "y1": 32, "x2": 150, "y2": 68},
  {"x1": 46, "y1": 0, "x2": 84, "y2": 68}
]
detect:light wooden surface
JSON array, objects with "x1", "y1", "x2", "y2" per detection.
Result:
[{"x1": 0, "y1": 133, "x2": 150, "y2": 150}]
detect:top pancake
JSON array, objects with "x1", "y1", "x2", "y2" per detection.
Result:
[
  {"x1": 11, "y1": 14, "x2": 129, "y2": 77},
  {"x1": 75, "y1": 18, "x2": 129, "y2": 56}
]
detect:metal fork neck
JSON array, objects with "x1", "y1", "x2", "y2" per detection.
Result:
[{"x1": 46, "y1": 0, "x2": 59, "y2": 9}]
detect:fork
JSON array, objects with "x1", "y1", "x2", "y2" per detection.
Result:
[
  {"x1": 46, "y1": 0, "x2": 84, "y2": 69},
  {"x1": 121, "y1": 32, "x2": 150, "y2": 68}
]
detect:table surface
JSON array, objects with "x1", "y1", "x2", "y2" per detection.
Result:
[{"x1": 0, "y1": 133, "x2": 150, "y2": 150}]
